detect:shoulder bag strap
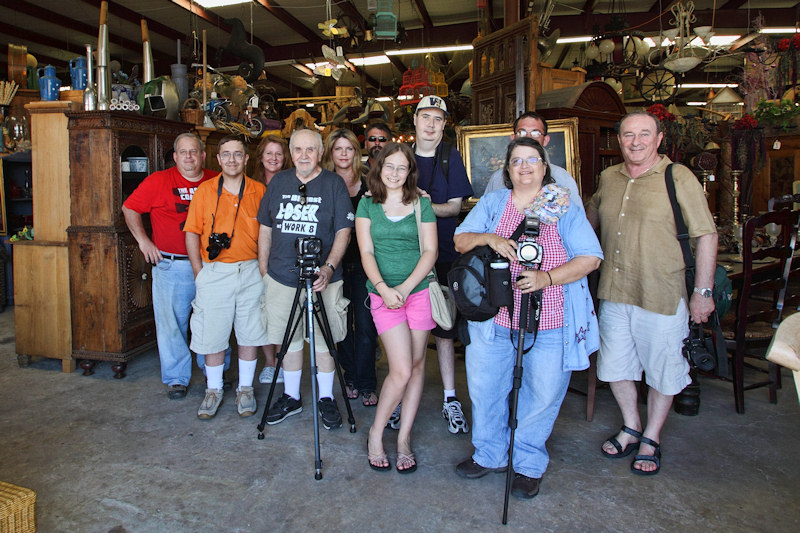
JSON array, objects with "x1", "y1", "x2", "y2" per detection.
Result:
[
  {"x1": 664, "y1": 163, "x2": 695, "y2": 271},
  {"x1": 414, "y1": 197, "x2": 438, "y2": 282}
]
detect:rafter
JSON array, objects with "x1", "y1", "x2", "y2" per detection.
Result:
[
  {"x1": 410, "y1": 0, "x2": 434, "y2": 29},
  {"x1": 254, "y1": 1, "x2": 319, "y2": 42}
]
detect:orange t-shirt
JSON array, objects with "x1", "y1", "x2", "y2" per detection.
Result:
[{"x1": 184, "y1": 174, "x2": 266, "y2": 263}]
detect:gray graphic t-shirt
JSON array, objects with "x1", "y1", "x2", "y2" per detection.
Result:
[{"x1": 257, "y1": 168, "x2": 354, "y2": 286}]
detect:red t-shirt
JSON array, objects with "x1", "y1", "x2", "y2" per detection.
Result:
[{"x1": 123, "y1": 167, "x2": 218, "y2": 254}]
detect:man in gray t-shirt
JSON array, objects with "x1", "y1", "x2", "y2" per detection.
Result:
[{"x1": 257, "y1": 128, "x2": 354, "y2": 431}]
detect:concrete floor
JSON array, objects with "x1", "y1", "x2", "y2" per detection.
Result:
[{"x1": 1, "y1": 308, "x2": 799, "y2": 532}]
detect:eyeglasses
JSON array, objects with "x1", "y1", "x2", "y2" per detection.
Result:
[
  {"x1": 220, "y1": 151, "x2": 245, "y2": 161},
  {"x1": 510, "y1": 156, "x2": 544, "y2": 167},
  {"x1": 516, "y1": 129, "x2": 544, "y2": 138},
  {"x1": 384, "y1": 163, "x2": 409, "y2": 175},
  {"x1": 368, "y1": 136, "x2": 388, "y2": 143},
  {"x1": 298, "y1": 183, "x2": 307, "y2": 205}
]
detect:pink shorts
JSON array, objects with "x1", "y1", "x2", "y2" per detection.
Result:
[{"x1": 369, "y1": 288, "x2": 436, "y2": 335}]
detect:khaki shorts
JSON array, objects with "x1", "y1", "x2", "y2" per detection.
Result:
[
  {"x1": 189, "y1": 260, "x2": 268, "y2": 355},
  {"x1": 262, "y1": 274, "x2": 349, "y2": 353},
  {"x1": 596, "y1": 299, "x2": 691, "y2": 396}
]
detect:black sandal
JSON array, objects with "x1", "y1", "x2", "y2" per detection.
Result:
[
  {"x1": 601, "y1": 425, "x2": 642, "y2": 459},
  {"x1": 630, "y1": 436, "x2": 661, "y2": 476}
]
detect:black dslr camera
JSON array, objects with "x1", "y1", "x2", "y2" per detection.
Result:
[
  {"x1": 295, "y1": 236, "x2": 322, "y2": 279},
  {"x1": 516, "y1": 213, "x2": 543, "y2": 267},
  {"x1": 682, "y1": 324, "x2": 716, "y2": 372},
  {"x1": 206, "y1": 232, "x2": 231, "y2": 260}
]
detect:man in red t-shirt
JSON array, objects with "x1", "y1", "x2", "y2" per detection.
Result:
[{"x1": 122, "y1": 133, "x2": 220, "y2": 400}]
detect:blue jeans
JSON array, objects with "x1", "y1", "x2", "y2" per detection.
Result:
[
  {"x1": 338, "y1": 262, "x2": 378, "y2": 392},
  {"x1": 465, "y1": 323, "x2": 571, "y2": 478},
  {"x1": 152, "y1": 258, "x2": 229, "y2": 386}
]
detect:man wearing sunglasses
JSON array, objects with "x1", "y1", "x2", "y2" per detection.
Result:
[
  {"x1": 365, "y1": 122, "x2": 391, "y2": 167},
  {"x1": 484, "y1": 111, "x2": 582, "y2": 207},
  {"x1": 257, "y1": 128, "x2": 354, "y2": 431},
  {"x1": 184, "y1": 135, "x2": 268, "y2": 420}
]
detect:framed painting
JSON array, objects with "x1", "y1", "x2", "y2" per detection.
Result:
[{"x1": 456, "y1": 117, "x2": 581, "y2": 204}]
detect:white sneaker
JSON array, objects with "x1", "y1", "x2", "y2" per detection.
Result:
[
  {"x1": 259, "y1": 366, "x2": 284, "y2": 384},
  {"x1": 235, "y1": 386, "x2": 257, "y2": 417},
  {"x1": 197, "y1": 388, "x2": 223, "y2": 419},
  {"x1": 442, "y1": 397, "x2": 470, "y2": 434}
]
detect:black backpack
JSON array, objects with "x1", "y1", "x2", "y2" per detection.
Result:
[{"x1": 446, "y1": 220, "x2": 525, "y2": 322}]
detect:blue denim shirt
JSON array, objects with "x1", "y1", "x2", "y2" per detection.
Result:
[{"x1": 455, "y1": 188, "x2": 603, "y2": 371}]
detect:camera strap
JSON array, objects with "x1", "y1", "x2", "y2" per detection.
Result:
[{"x1": 209, "y1": 176, "x2": 246, "y2": 240}]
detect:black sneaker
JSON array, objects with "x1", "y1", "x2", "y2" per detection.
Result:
[
  {"x1": 317, "y1": 397, "x2": 343, "y2": 430},
  {"x1": 266, "y1": 393, "x2": 302, "y2": 425}
]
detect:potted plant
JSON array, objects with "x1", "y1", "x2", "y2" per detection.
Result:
[{"x1": 753, "y1": 99, "x2": 800, "y2": 133}]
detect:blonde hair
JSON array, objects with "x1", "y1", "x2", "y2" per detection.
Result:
[{"x1": 321, "y1": 128, "x2": 365, "y2": 180}]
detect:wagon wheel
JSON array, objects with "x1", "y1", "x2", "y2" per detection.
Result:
[
  {"x1": 638, "y1": 67, "x2": 678, "y2": 103},
  {"x1": 125, "y1": 249, "x2": 152, "y2": 310}
]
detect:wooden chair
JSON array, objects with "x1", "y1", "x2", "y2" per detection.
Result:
[{"x1": 720, "y1": 208, "x2": 800, "y2": 413}]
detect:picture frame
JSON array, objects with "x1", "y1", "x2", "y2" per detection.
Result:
[{"x1": 456, "y1": 117, "x2": 581, "y2": 205}]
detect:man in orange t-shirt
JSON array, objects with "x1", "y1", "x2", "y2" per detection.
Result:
[{"x1": 184, "y1": 135, "x2": 267, "y2": 420}]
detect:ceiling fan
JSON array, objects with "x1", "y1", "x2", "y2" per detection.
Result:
[{"x1": 318, "y1": 18, "x2": 349, "y2": 39}]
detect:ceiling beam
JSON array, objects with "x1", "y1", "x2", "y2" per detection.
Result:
[
  {"x1": 0, "y1": 21, "x2": 86, "y2": 58},
  {"x1": 720, "y1": 0, "x2": 749, "y2": 9},
  {"x1": 254, "y1": 1, "x2": 320, "y2": 43},
  {"x1": 169, "y1": 0, "x2": 271, "y2": 51},
  {"x1": 388, "y1": 55, "x2": 407, "y2": 73},
  {"x1": 78, "y1": 0, "x2": 184, "y2": 41},
  {"x1": 410, "y1": 0, "x2": 434, "y2": 29},
  {"x1": 4, "y1": 0, "x2": 172, "y2": 62}
]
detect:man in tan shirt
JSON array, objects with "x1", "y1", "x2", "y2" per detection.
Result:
[{"x1": 587, "y1": 111, "x2": 717, "y2": 476}]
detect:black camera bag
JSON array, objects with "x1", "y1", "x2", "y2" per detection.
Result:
[{"x1": 447, "y1": 219, "x2": 525, "y2": 322}]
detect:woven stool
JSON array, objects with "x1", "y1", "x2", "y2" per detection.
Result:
[{"x1": 0, "y1": 481, "x2": 36, "y2": 533}]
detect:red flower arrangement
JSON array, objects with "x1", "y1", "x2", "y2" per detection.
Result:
[
  {"x1": 647, "y1": 103, "x2": 676, "y2": 122},
  {"x1": 734, "y1": 114, "x2": 758, "y2": 130},
  {"x1": 779, "y1": 38, "x2": 791, "y2": 52},
  {"x1": 792, "y1": 33, "x2": 800, "y2": 49}
]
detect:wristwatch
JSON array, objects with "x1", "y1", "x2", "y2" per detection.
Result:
[
  {"x1": 693, "y1": 287, "x2": 713, "y2": 298},
  {"x1": 324, "y1": 262, "x2": 335, "y2": 272}
]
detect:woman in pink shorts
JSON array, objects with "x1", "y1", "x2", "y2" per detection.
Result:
[{"x1": 355, "y1": 142, "x2": 438, "y2": 474}]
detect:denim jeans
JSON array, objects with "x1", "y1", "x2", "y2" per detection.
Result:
[
  {"x1": 465, "y1": 323, "x2": 571, "y2": 478},
  {"x1": 152, "y1": 258, "x2": 229, "y2": 386},
  {"x1": 337, "y1": 262, "x2": 378, "y2": 392}
]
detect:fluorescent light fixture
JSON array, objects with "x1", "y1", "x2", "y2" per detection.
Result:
[
  {"x1": 305, "y1": 61, "x2": 345, "y2": 70},
  {"x1": 376, "y1": 96, "x2": 393, "y2": 102},
  {"x1": 557, "y1": 36, "x2": 593, "y2": 44},
  {"x1": 386, "y1": 44, "x2": 473, "y2": 56},
  {"x1": 760, "y1": 27, "x2": 800, "y2": 34},
  {"x1": 687, "y1": 102, "x2": 708, "y2": 106},
  {"x1": 195, "y1": 0, "x2": 250, "y2": 7},
  {"x1": 348, "y1": 55, "x2": 391, "y2": 66},
  {"x1": 680, "y1": 83, "x2": 738, "y2": 89}
]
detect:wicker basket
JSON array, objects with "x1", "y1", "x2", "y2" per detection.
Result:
[
  {"x1": 181, "y1": 97, "x2": 205, "y2": 126},
  {"x1": 0, "y1": 481, "x2": 36, "y2": 533}
]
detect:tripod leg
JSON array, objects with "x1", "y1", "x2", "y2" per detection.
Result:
[
  {"x1": 313, "y1": 290, "x2": 356, "y2": 432},
  {"x1": 502, "y1": 291, "x2": 530, "y2": 525},
  {"x1": 258, "y1": 284, "x2": 306, "y2": 438},
  {"x1": 306, "y1": 278, "x2": 323, "y2": 480}
]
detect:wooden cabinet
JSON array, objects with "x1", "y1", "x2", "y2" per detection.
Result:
[
  {"x1": 12, "y1": 102, "x2": 75, "y2": 372},
  {"x1": 536, "y1": 82, "x2": 627, "y2": 200},
  {"x1": 67, "y1": 112, "x2": 189, "y2": 377}
]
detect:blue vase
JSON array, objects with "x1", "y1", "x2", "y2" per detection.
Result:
[
  {"x1": 70, "y1": 57, "x2": 88, "y2": 90},
  {"x1": 37, "y1": 65, "x2": 61, "y2": 101}
]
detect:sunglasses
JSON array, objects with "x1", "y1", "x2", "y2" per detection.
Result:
[
  {"x1": 298, "y1": 183, "x2": 307, "y2": 205},
  {"x1": 368, "y1": 136, "x2": 388, "y2": 142}
]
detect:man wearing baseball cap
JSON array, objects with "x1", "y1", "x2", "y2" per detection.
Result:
[{"x1": 393, "y1": 95, "x2": 473, "y2": 435}]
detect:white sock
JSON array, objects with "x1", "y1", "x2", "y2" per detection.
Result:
[
  {"x1": 444, "y1": 389, "x2": 456, "y2": 401},
  {"x1": 237, "y1": 358, "x2": 257, "y2": 390},
  {"x1": 283, "y1": 369, "x2": 302, "y2": 400},
  {"x1": 317, "y1": 370, "x2": 335, "y2": 399},
  {"x1": 206, "y1": 364, "x2": 224, "y2": 391}
]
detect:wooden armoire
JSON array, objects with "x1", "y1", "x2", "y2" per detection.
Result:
[
  {"x1": 536, "y1": 81, "x2": 627, "y2": 199},
  {"x1": 67, "y1": 112, "x2": 189, "y2": 378}
]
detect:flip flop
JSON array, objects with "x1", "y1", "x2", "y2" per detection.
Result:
[
  {"x1": 368, "y1": 451, "x2": 391, "y2": 472},
  {"x1": 396, "y1": 452, "x2": 417, "y2": 474},
  {"x1": 345, "y1": 384, "x2": 359, "y2": 400},
  {"x1": 631, "y1": 436, "x2": 661, "y2": 476},
  {"x1": 601, "y1": 425, "x2": 642, "y2": 459},
  {"x1": 361, "y1": 391, "x2": 378, "y2": 407}
]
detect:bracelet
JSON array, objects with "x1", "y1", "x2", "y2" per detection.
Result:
[
  {"x1": 324, "y1": 262, "x2": 335, "y2": 271},
  {"x1": 375, "y1": 280, "x2": 386, "y2": 288},
  {"x1": 545, "y1": 271, "x2": 553, "y2": 286}
]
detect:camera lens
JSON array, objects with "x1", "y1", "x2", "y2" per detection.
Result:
[{"x1": 691, "y1": 349, "x2": 715, "y2": 372}]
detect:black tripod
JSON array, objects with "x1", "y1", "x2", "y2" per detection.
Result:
[
  {"x1": 256, "y1": 269, "x2": 356, "y2": 480},
  {"x1": 502, "y1": 269, "x2": 542, "y2": 524}
]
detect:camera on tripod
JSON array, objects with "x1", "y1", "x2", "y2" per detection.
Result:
[
  {"x1": 206, "y1": 232, "x2": 232, "y2": 260},
  {"x1": 295, "y1": 236, "x2": 323, "y2": 279},
  {"x1": 682, "y1": 325, "x2": 716, "y2": 372},
  {"x1": 516, "y1": 213, "x2": 543, "y2": 267}
]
